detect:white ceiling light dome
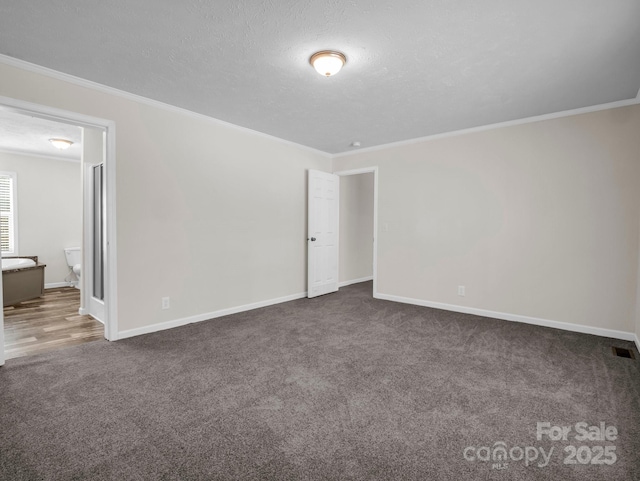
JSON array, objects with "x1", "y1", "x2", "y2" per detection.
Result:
[
  {"x1": 49, "y1": 138, "x2": 74, "y2": 150},
  {"x1": 310, "y1": 51, "x2": 347, "y2": 77}
]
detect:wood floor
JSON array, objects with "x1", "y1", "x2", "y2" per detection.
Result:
[{"x1": 3, "y1": 287, "x2": 104, "y2": 360}]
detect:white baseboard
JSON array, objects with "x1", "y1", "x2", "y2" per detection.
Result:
[
  {"x1": 113, "y1": 286, "x2": 638, "y2": 347},
  {"x1": 45, "y1": 282, "x2": 71, "y2": 289},
  {"x1": 374, "y1": 292, "x2": 637, "y2": 342},
  {"x1": 339, "y1": 276, "x2": 373, "y2": 288},
  {"x1": 117, "y1": 291, "x2": 308, "y2": 340}
]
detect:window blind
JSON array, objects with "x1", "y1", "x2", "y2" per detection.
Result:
[{"x1": 0, "y1": 174, "x2": 15, "y2": 253}]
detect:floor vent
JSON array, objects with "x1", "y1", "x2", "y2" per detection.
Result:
[{"x1": 612, "y1": 347, "x2": 635, "y2": 359}]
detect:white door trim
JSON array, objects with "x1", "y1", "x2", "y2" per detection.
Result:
[
  {"x1": 333, "y1": 167, "x2": 379, "y2": 297},
  {"x1": 0, "y1": 96, "x2": 118, "y2": 364}
]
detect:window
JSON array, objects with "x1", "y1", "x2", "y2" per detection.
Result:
[{"x1": 0, "y1": 172, "x2": 18, "y2": 255}]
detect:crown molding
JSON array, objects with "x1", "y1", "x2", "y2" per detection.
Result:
[
  {"x1": 0, "y1": 147, "x2": 80, "y2": 163},
  {"x1": 0, "y1": 54, "x2": 332, "y2": 159},
  {"x1": 334, "y1": 96, "x2": 640, "y2": 158}
]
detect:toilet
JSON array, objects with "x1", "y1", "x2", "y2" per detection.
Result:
[{"x1": 64, "y1": 247, "x2": 81, "y2": 289}]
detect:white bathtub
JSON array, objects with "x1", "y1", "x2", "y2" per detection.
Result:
[{"x1": 2, "y1": 258, "x2": 37, "y2": 271}]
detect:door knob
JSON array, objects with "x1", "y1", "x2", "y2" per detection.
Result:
[{"x1": 309, "y1": 237, "x2": 316, "y2": 241}]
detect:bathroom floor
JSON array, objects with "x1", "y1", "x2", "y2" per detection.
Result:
[{"x1": 3, "y1": 287, "x2": 104, "y2": 360}]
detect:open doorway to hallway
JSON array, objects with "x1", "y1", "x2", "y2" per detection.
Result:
[{"x1": 337, "y1": 169, "x2": 376, "y2": 296}]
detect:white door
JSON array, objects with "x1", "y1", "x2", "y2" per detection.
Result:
[{"x1": 307, "y1": 170, "x2": 339, "y2": 298}]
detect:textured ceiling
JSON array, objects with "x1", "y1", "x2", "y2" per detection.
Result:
[
  {"x1": 0, "y1": 110, "x2": 82, "y2": 161},
  {"x1": 1, "y1": 0, "x2": 639, "y2": 154}
]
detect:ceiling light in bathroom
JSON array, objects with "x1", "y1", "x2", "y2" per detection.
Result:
[{"x1": 49, "y1": 138, "x2": 73, "y2": 150}]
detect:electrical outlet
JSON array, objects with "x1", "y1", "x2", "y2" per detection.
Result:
[
  {"x1": 161, "y1": 297, "x2": 170, "y2": 309},
  {"x1": 458, "y1": 286, "x2": 465, "y2": 297}
]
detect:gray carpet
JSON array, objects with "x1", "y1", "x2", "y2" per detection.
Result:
[{"x1": 1, "y1": 281, "x2": 639, "y2": 480}]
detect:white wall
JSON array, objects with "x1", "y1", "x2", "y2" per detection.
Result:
[
  {"x1": 0, "y1": 61, "x2": 331, "y2": 335},
  {"x1": 0, "y1": 152, "x2": 81, "y2": 286},
  {"x1": 339, "y1": 173, "x2": 374, "y2": 283},
  {"x1": 333, "y1": 105, "x2": 640, "y2": 334}
]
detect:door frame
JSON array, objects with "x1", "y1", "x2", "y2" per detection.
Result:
[
  {"x1": 333, "y1": 167, "x2": 379, "y2": 296},
  {"x1": 0, "y1": 96, "x2": 118, "y2": 366}
]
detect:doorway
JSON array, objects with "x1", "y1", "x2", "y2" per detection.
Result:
[
  {"x1": 335, "y1": 168, "x2": 378, "y2": 296},
  {"x1": 0, "y1": 96, "x2": 117, "y2": 366}
]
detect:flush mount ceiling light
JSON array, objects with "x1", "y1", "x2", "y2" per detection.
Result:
[
  {"x1": 310, "y1": 50, "x2": 346, "y2": 77},
  {"x1": 49, "y1": 138, "x2": 73, "y2": 150}
]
